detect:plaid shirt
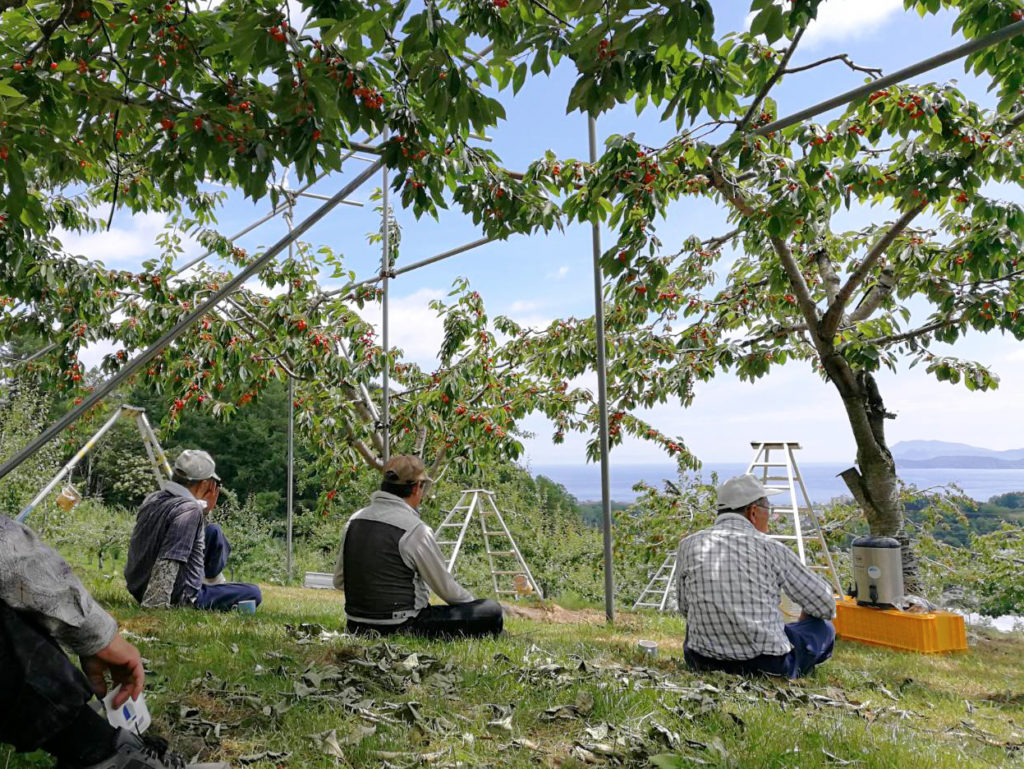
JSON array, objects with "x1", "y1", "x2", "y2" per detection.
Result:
[{"x1": 676, "y1": 513, "x2": 835, "y2": 660}]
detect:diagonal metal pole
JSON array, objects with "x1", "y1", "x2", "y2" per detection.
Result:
[
  {"x1": 381, "y1": 129, "x2": 391, "y2": 464},
  {"x1": 0, "y1": 158, "x2": 384, "y2": 485},
  {"x1": 589, "y1": 115, "x2": 615, "y2": 624},
  {"x1": 754, "y1": 18, "x2": 1024, "y2": 136}
]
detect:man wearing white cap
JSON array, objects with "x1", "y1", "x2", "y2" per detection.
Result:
[
  {"x1": 675, "y1": 474, "x2": 836, "y2": 678},
  {"x1": 125, "y1": 450, "x2": 261, "y2": 611}
]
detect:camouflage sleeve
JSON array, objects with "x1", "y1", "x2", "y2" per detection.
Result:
[
  {"x1": 0, "y1": 515, "x2": 118, "y2": 656},
  {"x1": 140, "y1": 558, "x2": 180, "y2": 608}
]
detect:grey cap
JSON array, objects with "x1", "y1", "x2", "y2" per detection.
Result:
[
  {"x1": 174, "y1": 449, "x2": 220, "y2": 482},
  {"x1": 716, "y1": 474, "x2": 782, "y2": 511}
]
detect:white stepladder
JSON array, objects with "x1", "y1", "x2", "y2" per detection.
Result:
[
  {"x1": 746, "y1": 441, "x2": 843, "y2": 595},
  {"x1": 632, "y1": 551, "x2": 678, "y2": 611},
  {"x1": 433, "y1": 489, "x2": 544, "y2": 600},
  {"x1": 16, "y1": 405, "x2": 170, "y2": 524}
]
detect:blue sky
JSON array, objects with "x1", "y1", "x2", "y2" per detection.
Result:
[{"x1": 68, "y1": 1, "x2": 1024, "y2": 465}]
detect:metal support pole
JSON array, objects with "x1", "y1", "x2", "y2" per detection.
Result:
[
  {"x1": 174, "y1": 149, "x2": 361, "y2": 275},
  {"x1": 0, "y1": 158, "x2": 384, "y2": 485},
  {"x1": 285, "y1": 203, "x2": 296, "y2": 583},
  {"x1": 755, "y1": 18, "x2": 1024, "y2": 136},
  {"x1": 589, "y1": 116, "x2": 615, "y2": 624},
  {"x1": 16, "y1": 407, "x2": 125, "y2": 522},
  {"x1": 381, "y1": 130, "x2": 391, "y2": 464},
  {"x1": 323, "y1": 237, "x2": 494, "y2": 302}
]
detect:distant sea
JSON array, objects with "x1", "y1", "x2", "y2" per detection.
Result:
[{"x1": 531, "y1": 462, "x2": 1024, "y2": 504}]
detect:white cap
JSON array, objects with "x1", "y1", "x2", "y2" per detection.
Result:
[
  {"x1": 173, "y1": 449, "x2": 220, "y2": 482},
  {"x1": 716, "y1": 474, "x2": 782, "y2": 511}
]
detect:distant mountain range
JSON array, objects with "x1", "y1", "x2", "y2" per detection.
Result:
[{"x1": 892, "y1": 440, "x2": 1024, "y2": 469}]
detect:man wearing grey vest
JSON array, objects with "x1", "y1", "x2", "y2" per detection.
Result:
[{"x1": 334, "y1": 455, "x2": 503, "y2": 638}]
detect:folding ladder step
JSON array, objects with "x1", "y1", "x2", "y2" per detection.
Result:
[
  {"x1": 487, "y1": 550, "x2": 515, "y2": 556},
  {"x1": 751, "y1": 462, "x2": 788, "y2": 468},
  {"x1": 436, "y1": 541, "x2": 459, "y2": 546},
  {"x1": 492, "y1": 570, "x2": 526, "y2": 575},
  {"x1": 771, "y1": 535, "x2": 799, "y2": 541}
]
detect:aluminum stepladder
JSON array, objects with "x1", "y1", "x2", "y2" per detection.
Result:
[
  {"x1": 746, "y1": 441, "x2": 843, "y2": 595},
  {"x1": 16, "y1": 405, "x2": 171, "y2": 523},
  {"x1": 434, "y1": 489, "x2": 544, "y2": 599},
  {"x1": 632, "y1": 550, "x2": 678, "y2": 611}
]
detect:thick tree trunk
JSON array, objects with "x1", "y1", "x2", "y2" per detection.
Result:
[{"x1": 821, "y1": 355, "x2": 922, "y2": 593}]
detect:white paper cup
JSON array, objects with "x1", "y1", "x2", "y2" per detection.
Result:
[{"x1": 102, "y1": 686, "x2": 151, "y2": 734}]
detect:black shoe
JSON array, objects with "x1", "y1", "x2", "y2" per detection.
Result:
[{"x1": 74, "y1": 729, "x2": 229, "y2": 769}]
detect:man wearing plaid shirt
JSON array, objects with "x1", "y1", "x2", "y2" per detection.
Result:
[{"x1": 676, "y1": 474, "x2": 836, "y2": 678}]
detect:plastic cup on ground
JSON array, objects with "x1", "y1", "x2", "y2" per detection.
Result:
[
  {"x1": 638, "y1": 640, "x2": 658, "y2": 657},
  {"x1": 234, "y1": 599, "x2": 257, "y2": 614}
]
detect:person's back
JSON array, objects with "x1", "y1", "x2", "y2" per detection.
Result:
[
  {"x1": 341, "y1": 490, "x2": 432, "y2": 623},
  {"x1": 676, "y1": 474, "x2": 835, "y2": 679},
  {"x1": 334, "y1": 455, "x2": 503, "y2": 638},
  {"x1": 125, "y1": 487, "x2": 205, "y2": 606},
  {"x1": 125, "y1": 450, "x2": 261, "y2": 612}
]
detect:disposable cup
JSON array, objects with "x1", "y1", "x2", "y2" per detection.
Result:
[{"x1": 234, "y1": 599, "x2": 257, "y2": 614}]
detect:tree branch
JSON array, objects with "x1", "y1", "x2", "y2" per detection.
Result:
[
  {"x1": 857, "y1": 314, "x2": 965, "y2": 347},
  {"x1": 847, "y1": 265, "x2": 895, "y2": 323},
  {"x1": 822, "y1": 206, "x2": 923, "y2": 338},
  {"x1": 814, "y1": 248, "x2": 841, "y2": 305},
  {"x1": 735, "y1": 27, "x2": 806, "y2": 135},
  {"x1": 769, "y1": 234, "x2": 822, "y2": 338},
  {"x1": 784, "y1": 53, "x2": 883, "y2": 78}
]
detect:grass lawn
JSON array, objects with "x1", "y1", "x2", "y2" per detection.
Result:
[{"x1": 3, "y1": 578, "x2": 1022, "y2": 768}]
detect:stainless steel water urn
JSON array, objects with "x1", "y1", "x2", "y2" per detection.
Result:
[{"x1": 851, "y1": 535, "x2": 904, "y2": 609}]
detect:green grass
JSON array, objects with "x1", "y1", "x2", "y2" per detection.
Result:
[{"x1": 4, "y1": 569, "x2": 1023, "y2": 769}]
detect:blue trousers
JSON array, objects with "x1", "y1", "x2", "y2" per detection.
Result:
[
  {"x1": 204, "y1": 523, "x2": 230, "y2": 579},
  {"x1": 684, "y1": 618, "x2": 836, "y2": 679},
  {"x1": 195, "y1": 524, "x2": 262, "y2": 611},
  {"x1": 196, "y1": 581, "x2": 262, "y2": 611}
]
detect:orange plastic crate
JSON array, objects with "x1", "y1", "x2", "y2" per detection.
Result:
[{"x1": 833, "y1": 597, "x2": 967, "y2": 653}]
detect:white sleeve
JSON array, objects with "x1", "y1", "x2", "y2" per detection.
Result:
[{"x1": 403, "y1": 525, "x2": 475, "y2": 605}]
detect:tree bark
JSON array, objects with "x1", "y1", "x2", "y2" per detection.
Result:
[{"x1": 821, "y1": 354, "x2": 922, "y2": 593}]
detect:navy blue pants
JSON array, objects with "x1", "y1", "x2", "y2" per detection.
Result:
[
  {"x1": 204, "y1": 523, "x2": 230, "y2": 579},
  {"x1": 195, "y1": 524, "x2": 262, "y2": 611},
  {"x1": 684, "y1": 618, "x2": 836, "y2": 679}
]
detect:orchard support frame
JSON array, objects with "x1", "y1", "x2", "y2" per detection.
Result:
[
  {"x1": 0, "y1": 156, "x2": 384, "y2": 484},
  {"x1": 2, "y1": 18, "x2": 1023, "y2": 614}
]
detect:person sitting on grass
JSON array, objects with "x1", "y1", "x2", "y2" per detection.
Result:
[
  {"x1": 125, "y1": 450, "x2": 261, "y2": 612},
  {"x1": 334, "y1": 454, "x2": 503, "y2": 638},
  {"x1": 1, "y1": 513, "x2": 229, "y2": 768},
  {"x1": 675, "y1": 473, "x2": 836, "y2": 679}
]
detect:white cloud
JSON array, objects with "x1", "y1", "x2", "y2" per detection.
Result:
[
  {"x1": 57, "y1": 211, "x2": 173, "y2": 267},
  {"x1": 801, "y1": 0, "x2": 903, "y2": 46},
  {"x1": 507, "y1": 299, "x2": 542, "y2": 314},
  {"x1": 745, "y1": 0, "x2": 903, "y2": 47},
  {"x1": 356, "y1": 288, "x2": 445, "y2": 367},
  {"x1": 545, "y1": 265, "x2": 570, "y2": 280}
]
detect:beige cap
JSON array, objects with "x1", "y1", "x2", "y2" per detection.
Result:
[
  {"x1": 383, "y1": 455, "x2": 432, "y2": 485},
  {"x1": 174, "y1": 449, "x2": 220, "y2": 482}
]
